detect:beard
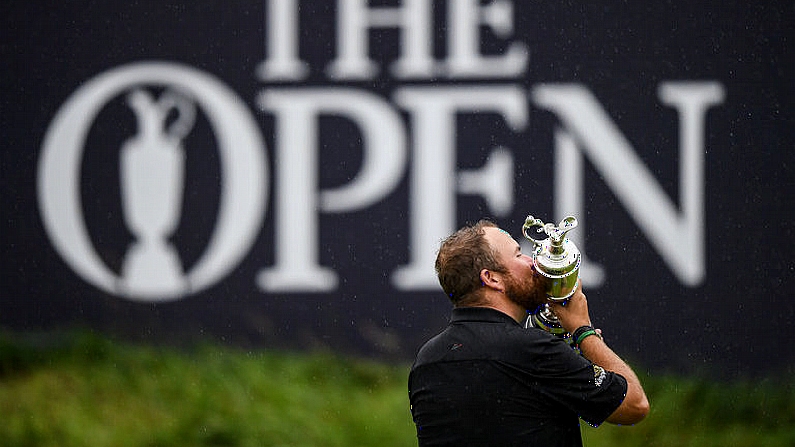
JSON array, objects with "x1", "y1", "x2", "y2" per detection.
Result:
[{"x1": 503, "y1": 270, "x2": 548, "y2": 311}]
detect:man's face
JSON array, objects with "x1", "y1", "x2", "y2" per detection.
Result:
[{"x1": 484, "y1": 227, "x2": 548, "y2": 310}]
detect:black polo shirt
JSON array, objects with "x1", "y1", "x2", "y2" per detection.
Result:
[{"x1": 408, "y1": 307, "x2": 627, "y2": 447}]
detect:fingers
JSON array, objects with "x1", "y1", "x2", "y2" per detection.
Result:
[
  {"x1": 547, "y1": 283, "x2": 592, "y2": 332},
  {"x1": 573, "y1": 280, "x2": 585, "y2": 299},
  {"x1": 553, "y1": 289, "x2": 584, "y2": 308}
]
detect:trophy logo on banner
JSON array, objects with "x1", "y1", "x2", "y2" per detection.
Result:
[{"x1": 120, "y1": 89, "x2": 196, "y2": 296}]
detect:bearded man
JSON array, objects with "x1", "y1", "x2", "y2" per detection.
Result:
[{"x1": 408, "y1": 220, "x2": 649, "y2": 447}]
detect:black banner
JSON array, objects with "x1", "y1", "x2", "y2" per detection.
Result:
[{"x1": 2, "y1": 1, "x2": 793, "y2": 378}]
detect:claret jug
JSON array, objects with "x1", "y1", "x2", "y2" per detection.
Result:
[{"x1": 522, "y1": 215, "x2": 581, "y2": 344}]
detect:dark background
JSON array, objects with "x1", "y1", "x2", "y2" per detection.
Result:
[{"x1": 2, "y1": 1, "x2": 793, "y2": 379}]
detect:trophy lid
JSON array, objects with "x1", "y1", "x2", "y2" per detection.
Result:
[{"x1": 523, "y1": 215, "x2": 581, "y2": 276}]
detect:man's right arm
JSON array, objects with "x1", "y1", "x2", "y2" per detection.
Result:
[{"x1": 550, "y1": 287, "x2": 650, "y2": 425}]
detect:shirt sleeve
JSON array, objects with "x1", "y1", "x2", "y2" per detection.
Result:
[
  {"x1": 516, "y1": 333, "x2": 629, "y2": 427},
  {"x1": 558, "y1": 361, "x2": 628, "y2": 426}
]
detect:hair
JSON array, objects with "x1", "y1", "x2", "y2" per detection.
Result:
[{"x1": 435, "y1": 220, "x2": 507, "y2": 306}]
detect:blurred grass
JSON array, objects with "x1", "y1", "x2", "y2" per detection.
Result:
[
  {"x1": 1, "y1": 331, "x2": 794, "y2": 447},
  {"x1": 582, "y1": 372, "x2": 795, "y2": 447}
]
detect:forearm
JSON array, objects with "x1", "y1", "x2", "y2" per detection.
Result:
[
  {"x1": 548, "y1": 286, "x2": 649, "y2": 424},
  {"x1": 578, "y1": 334, "x2": 649, "y2": 425}
]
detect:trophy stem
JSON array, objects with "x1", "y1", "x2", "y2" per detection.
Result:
[{"x1": 526, "y1": 304, "x2": 575, "y2": 348}]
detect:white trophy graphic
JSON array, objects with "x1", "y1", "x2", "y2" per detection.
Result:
[{"x1": 119, "y1": 88, "x2": 196, "y2": 297}]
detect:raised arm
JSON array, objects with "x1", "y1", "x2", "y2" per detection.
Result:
[{"x1": 549, "y1": 286, "x2": 650, "y2": 425}]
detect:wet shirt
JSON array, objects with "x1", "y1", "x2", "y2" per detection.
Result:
[{"x1": 408, "y1": 307, "x2": 627, "y2": 447}]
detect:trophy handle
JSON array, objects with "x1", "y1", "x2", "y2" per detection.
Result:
[
  {"x1": 522, "y1": 215, "x2": 546, "y2": 250},
  {"x1": 158, "y1": 90, "x2": 196, "y2": 141}
]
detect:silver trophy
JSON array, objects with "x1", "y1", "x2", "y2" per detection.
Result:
[{"x1": 521, "y1": 215, "x2": 581, "y2": 345}]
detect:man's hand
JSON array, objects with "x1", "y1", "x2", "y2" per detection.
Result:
[{"x1": 548, "y1": 281, "x2": 591, "y2": 334}]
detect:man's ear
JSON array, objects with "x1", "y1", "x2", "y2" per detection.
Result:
[{"x1": 480, "y1": 268, "x2": 504, "y2": 292}]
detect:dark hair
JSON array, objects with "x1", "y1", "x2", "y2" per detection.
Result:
[{"x1": 435, "y1": 220, "x2": 506, "y2": 306}]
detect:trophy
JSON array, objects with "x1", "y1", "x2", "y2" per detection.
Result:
[
  {"x1": 119, "y1": 89, "x2": 195, "y2": 297},
  {"x1": 521, "y1": 215, "x2": 581, "y2": 346}
]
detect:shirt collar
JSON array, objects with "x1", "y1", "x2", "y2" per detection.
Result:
[{"x1": 450, "y1": 306, "x2": 523, "y2": 326}]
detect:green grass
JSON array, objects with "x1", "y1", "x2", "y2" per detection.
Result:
[
  {"x1": 582, "y1": 373, "x2": 795, "y2": 447},
  {"x1": 1, "y1": 331, "x2": 794, "y2": 447}
]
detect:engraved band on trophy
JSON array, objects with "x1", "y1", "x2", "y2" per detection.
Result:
[
  {"x1": 521, "y1": 214, "x2": 581, "y2": 346},
  {"x1": 119, "y1": 88, "x2": 196, "y2": 297}
]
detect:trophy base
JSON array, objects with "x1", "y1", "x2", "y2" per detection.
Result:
[
  {"x1": 526, "y1": 304, "x2": 575, "y2": 348},
  {"x1": 120, "y1": 241, "x2": 186, "y2": 299}
]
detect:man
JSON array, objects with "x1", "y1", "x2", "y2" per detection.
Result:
[{"x1": 408, "y1": 220, "x2": 649, "y2": 447}]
